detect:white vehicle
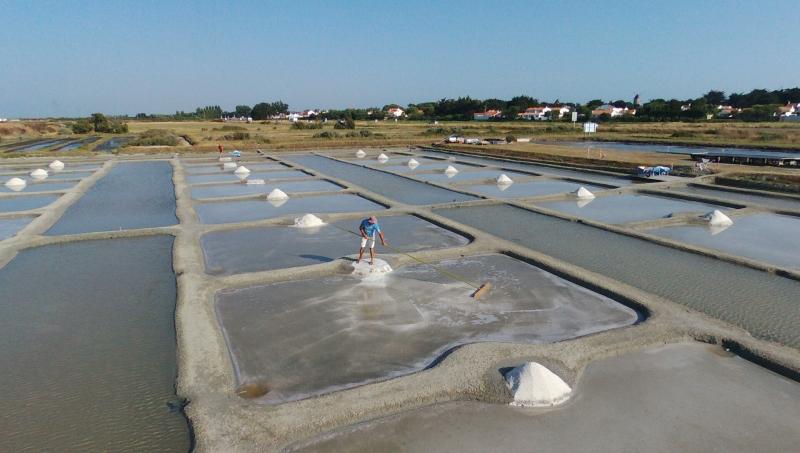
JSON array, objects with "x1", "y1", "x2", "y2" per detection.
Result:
[{"x1": 446, "y1": 134, "x2": 463, "y2": 143}]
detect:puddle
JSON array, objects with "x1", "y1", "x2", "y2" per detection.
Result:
[
  {"x1": 47, "y1": 162, "x2": 177, "y2": 235},
  {"x1": 0, "y1": 180, "x2": 75, "y2": 193},
  {"x1": 536, "y1": 193, "x2": 730, "y2": 224},
  {"x1": 215, "y1": 254, "x2": 637, "y2": 403},
  {"x1": 195, "y1": 193, "x2": 385, "y2": 224},
  {"x1": 436, "y1": 204, "x2": 800, "y2": 347},
  {"x1": 184, "y1": 162, "x2": 289, "y2": 174},
  {"x1": 191, "y1": 180, "x2": 342, "y2": 199},
  {"x1": 287, "y1": 155, "x2": 477, "y2": 205},
  {"x1": 291, "y1": 343, "x2": 800, "y2": 453},
  {"x1": 0, "y1": 217, "x2": 33, "y2": 240},
  {"x1": 466, "y1": 180, "x2": 605, "y2": 199},
  {"x1": 414, "y1": 169, "x2": 532, "y2": 183},
  {"x1": 186, "y1": 169, "x2": 309, "y2": 184},
  {"x1": 649, "y1": 213, "x2": 800, "y2": 270},
  {"x1": 201, "y1": 215, "x2": 469, "y2": 274},
  {"x1": 665, "y1": 185, "x2": 800, "y2": 211},
  {"x1": 0, "y1": 237, "x2": 190, "y2": 452},
  {"x1": 0, "y1": 194, "x2": 60, "y2": 212}
]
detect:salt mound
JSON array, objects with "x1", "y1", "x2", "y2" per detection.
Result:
[
  {"x1": 223, "y1": 162, "x2": 237, "y2": 171},
  {"x1": 356, "y1": 149, "x2": 366, "y2": 158},
  {"x1": 576, "y1": 198, "x2": 594, "y2": 208},
  {"x1": 351, "y1": 258, "x2": 393, "y2": 278},
  {"x1": 407, "y1": 158, "x2": 420, "y2": 168},
  {"x1": 377, "y1": 153, "x2": 389, "y2": 162},
  {"x1": 497, "y1": 174, "x2": 513, "y2": 184},
  {"x1": 30, "y1": 169, "x2": 48, "y2": 179},
  {"x1": 4, "y1": 177, "x2": 26, "y2": 191},
  {"x1": 48, "y1": 160, "x2": 65, "y2": 170},
  {"x1": 245, "y1": 179, "x2": 265, "y2": 185},
  {"x1": 294, "y1": 213, "x2": 325, "y2": 228},
  {"x1": 497, "y1": 182, "x2": 512, "y2": 191},
  {"x1": 444, "y1": 165, "x2": 459, "y2": 175},
  {"x1": 234, "y1": 165, "x2": 250, "y2": 175},
  {"x1": 267, "y1": 188, "x2": 289, "y2": 200},
  {"x1": 219, "y1": 157, "x2": 232, "y2": 162},
  {"x1": 267, "y1": 198, "x2": 288, "y2": 207},
  {"x1": 505, "y1": 362, "x2": 572, "y2": 407},
  {"x1": 573, "y1": 186, "x2": 595, "y2": 200},
  {"x1": 704, "y1": 209, "x2": 733, "y2": 227}
]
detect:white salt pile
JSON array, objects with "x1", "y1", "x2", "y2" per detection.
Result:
[
  {"x1": 704, "y1": 209, "x2": 733, "y2": 227},
  {"x1": 4, "y1": 177, "x2": 26, "y2": 191},
  {"x1": 267, "y1": 188, "x2": 289, "y2": 201},
  {"x1": 234, "y1": 165, "x2": 250, "y2": 175},
  {"x1": 377, "y1": 153, "x2": 389, "y2": 162},
  {"x1": 444, "y1": 165, "x2": 459, "y2": 175},
  {"x1": 351, "y1": 258, "x2": 393, "y2": 278},
  {"x1": 219, "y1": 157, "x2": 232, "y2": 162},
  {"x1": 496, "y1": 174, "x2": 513, "y2": 185},
  {"x1": 356, "y1": 149, "x2": 366, "y2": 158},
  {"x1": 576, "y1": 198, "x2": 594, "y2": 208},
  {"x1": 48, "y1": 160, "x2": 65, "y2": 171},
  {"x1": 293, "y1": 213, "x2": 326, "y2": 228},
  {"x1": 505, "y1": 362, "x2": 572, "y2": 407},
  {"x1": 245, "y1": 179, "x2": 266, "y2": 185},
  {"x1": 223, "y1": 162, "x2": 237, "y2": 171},
  {"x1": 496, "y1": 183, "x2": 511, "y2": 191},
  {"x1": 407, "y1": 158, "x2": 420, "y2": 168},
  {"x1": 30, "y1": 169, "x2": 48, "y2": 180},
  {"x1": 572, "y1": 186, "x2": 595, "y2": 200}
]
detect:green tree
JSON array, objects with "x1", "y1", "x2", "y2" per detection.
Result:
[
  {"x1": 703, "y1": 90, "x2": 726, "y2": 106},
  {"x1": 234, "y1": 105, "x2": 252, "y2": 117},
  {"x1": 71, "y1": 119, "x2": 93, "y2": 134}
]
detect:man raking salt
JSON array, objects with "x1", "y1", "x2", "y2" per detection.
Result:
[{"x1": 356, "y1": 215, "x2": 387, "y2": 266}]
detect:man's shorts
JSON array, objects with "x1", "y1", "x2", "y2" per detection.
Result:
[{"x1": 360, "y1": 235, "x2": 376, "y2": 248}]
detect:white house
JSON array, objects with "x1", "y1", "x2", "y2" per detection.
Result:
[
  {"x1": 473, "y1": 109, "x2": 502, "y2": 121},
  {"x1": 591, "y1": 104, "x2": 635, "y2": 118},
  {"x1": 387, "y1": 107, "x2": 405, "y2": 118},
  {"x1": 518, "y1": 106, "x2": 571, "y2": 120}
]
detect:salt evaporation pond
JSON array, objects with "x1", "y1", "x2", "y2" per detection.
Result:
[
  {"x1": 0, "y1": 217, "x2": 33, "y2": 240},
  {"x1": 186, "y1": 169, "x2": 310, "y2": 184},
  {"x1": 665, "y1": 184, "x2": 800, "y2": 211},
  {"x1": 183, "y1": 162, "x2": 289, "y2": 174},
  {"x1": 413, "y1": 169, "x2": 531, "y2": 183},
  {"x1": 536, "y1": 193, "x2": 732, "y2": 224},
  {"x1": 287, "y1": 154, "x2": 477, "y2": 205},
  {"x1": 292, "y1": 344, "x2": 800, "y2": 453},
  {"x1": 649, "y1": 213, "x2": 800, "y2": 270},
  {"x1": 375, "y1": 161, "x2": 480, "y2": 173},
  {"x1": 191, "y1": 179, "x2": 343, "y2": 199},
  {"x1": 201, "y1": 215, "x2": 469, "y2": 274},
  {"x1": 42, "y1": 170, "x2": 95, "y2": 180},
  {"x1": 465, "y1": 180, "x2": 606, "y2": 199},
  {"x1": 215, "y1": 254, "x2": 637, "y2": 403},
  {"x1": 437, "y1": 204, "x2": 800, "y2": 347},
  {"x1": 0, "y1": 194, "x2": 60, "y2": 212},
  {"x1": 0, "y1": 237, "x2": 190, "y2": 452},
  {"x1": 47, "y1": 162, "x2": 177, "y2": 235},
  {"x1": 0, "y1": 180, "x2": 75, "y2": 193},
  {"x1": 195, "y1": 193, "x2": 385, "y2": 224}
]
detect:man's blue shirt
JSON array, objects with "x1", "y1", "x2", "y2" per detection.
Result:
[{"x1": 360, "y1": 218, "x2": 381, "y2": 237}]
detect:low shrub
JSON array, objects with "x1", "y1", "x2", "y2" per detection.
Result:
[
  {"x1": 291, "y1": 121, "x2": 323, "y2": 130},
  {"x1": 126, "y1": 129, "x2": 179, "y2": 146},
  {"x1": 505, "y1": 134, "x2": 517, "y2": 143},
  {"x1": 213, "y1": 125, "x2": 247, "y2": 131},
  {"x1": 313, "y1": 131, "x2": 339, "y2": 139},
  {"x1": 223, "y1": 132, "x2": 250, "y2": 140}
]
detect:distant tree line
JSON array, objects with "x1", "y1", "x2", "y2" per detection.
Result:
[{"x1": 71, "y1": 113, "x2": 128, "y2": 134}]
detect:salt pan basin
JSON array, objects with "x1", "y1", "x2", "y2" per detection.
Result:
[
  {"x1": 195, "y1": 193, "x2": 385, "y2": 224},
  {"x1": 201, "y1": 215, "x2": 468, "y2": 274},
  {"x1": 184, "y1": 162, "x2": 289, "y2": 174},
  {"x1": 0, "y1": 217, "x2": 33, "y2": 240},
  {"x1": 215, "y1": 254, "x2": 637, "y2": 403},
  {"x1": 0, "y1": 180, "x2": 75, "y2": 193},
  {"x1": 0, "y1": 194, "x2": 60, "y2": 213},
  {"x1": 466, "y1": 180, "x2": 605, "y2": 199},
  {"x1": 191, "y1": 180, "x2": 342, "y2": 200},
  {"x1": 414, "y1": 170, "x2": 530, "y2": 183},
  {"x1": 186, "y1": 169, "x2": 309, "y2": 184},
  {"x1": 292, "y1": 344, "x2": 800, "y2": 453}
]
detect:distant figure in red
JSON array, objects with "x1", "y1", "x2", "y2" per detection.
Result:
[{"x1": 218, "y1": 144, "x2": 224, "y2": 155}]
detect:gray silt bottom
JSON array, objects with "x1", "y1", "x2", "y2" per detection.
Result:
[
  {"x1": 0, "y1": 217, "x2": 33, "y2": 240},
  {"x1": 215, "y1": 254, "x2": 637, "y2": 403},
  {"x1": 0, "y1": 194, "x2": 60, "y2": 212},
  {"x1": 291, "y1": 343, "x2": 800, "y2": 453}
]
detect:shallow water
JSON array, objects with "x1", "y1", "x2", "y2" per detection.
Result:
[
  {"x1": 42, "y1": 170, "x2": 95, "y2": 180},
  {"x1": 0, "y1": 194, "x2": 60, "y2": 212},
  {"x1": 536, "y1": 193, "x2": 730, "y2": 224},
  {"x1": 186, "y1": 169, "x2": 310, "y2": 184},
  {"x1": 649, "y1": 213, "x2": 800, "y2": 269},
  {"x1": 184, "y1": 162, "x2": 289, "y2": 174},
  {"x1": 215, "y1": 254, "x2": 637, "y2": 403},
  {"x1": 0, "y1": 180, "x2": 75, "y2": 193},
  {"x1": 373, "y1": 161, "x2": 479, "y2": 173},
  {"x1": 0, "y1": 217, "x2": 33, "y2": 240},
  {"x1": 195, "y1": 193, "x2": 385, "y2": 224},
  {"x1": 287, "y1": 155, "x2": 477, "y2": 205},
  {"x1": 664, "y1": 184, "x2": 800, "y2": 211},
  {"x1": 293, "y1": 343, "x2": 800, "y2": 453},
  {"x1": 436, "y1": 204, "x2": 800, "y2": 347},
  {"x1": 201, "y1": 215, "x2": 469, "y2": 274},
  {"x1": 191, "y1": 180, "x2": 342, "y2": 199},
  {"x1": 94, "y1": 137, "x2": 131, "y2": 151},
  {"x1": 465, "y1": 180, "x2": 605, "y2": 199},
  {"x1": 47, "y1": 162, "x2": 177, "y2": 235},
  {"x1": 7, "y1": 138, "x2": 73, "y2": 152},
  {"x1": 55, "y1": 137, "x2": 100, "y2": 151},
  {"x1": 0, "y1": 237, "x2": 190, "y2": 452},
  {"x1": 413, "y1": 169, "x2": 531, "y2": 183}
]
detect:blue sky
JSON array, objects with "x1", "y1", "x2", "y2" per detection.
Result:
[{"x1": 1, "y1": 0, "x2": 799, "y2": 117}]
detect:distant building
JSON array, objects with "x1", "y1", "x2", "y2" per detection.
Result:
[
  {"x1": 591, "y1": 104, "x2": 635, "y2": 118},
  {"x1": 715, "y1": 105, "x2": 739, "y2": 118},
  {"x1": 518, "y1": 105, "x2": 571, "y2": 121},
  {"x1": 473, "y1": 109, "x2": 502, "y2": 121},
  {"x1": 633, "y1": 94, "x2": 641, "y2": 106},
  {"x1": 387, "y1": 107, "x2": 405, "y2": 118}
]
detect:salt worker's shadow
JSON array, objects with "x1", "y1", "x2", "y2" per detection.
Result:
[{"x1": 298, "y1": 254, "x2": 333, "y2": 263}]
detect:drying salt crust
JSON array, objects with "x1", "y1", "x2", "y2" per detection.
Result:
[
  {"x1": 407, "y1": 158, "x2": 420, "y2": 169},
  {"x1": 30, "y1": 169, "x2": 48, "y2": 179},
  {"x1": 351, "y1": 258, "x2": 393, "y2": 278},
  {"x1": 505, "y1": 362, "x2": 572, "y2": 407},
  {"x1": 497, "y1": 174, "x2": 514, "y2": 185},
  {"x1": 444, "y1": 165, "x2": 459, "y2": 175},
  {"x1": 705, "y1": 209, "x2": 733, "y2": 227},
  {"x1": 234, "y1": 166, "x2": 250, "y2": 175},
  {"x1": 573, "y1": 187, "x2": 595, "y2": 199},
  {"x1": 356, "y1": 150, "x2": 366, "y2": 158},
  {"x1": 267, "y1": 188, "x2": 289, "y2": 201},
  {"x1": 293, "y1": 213, "x2": 325, "y2": 228},
  {"x1": 4, "y1": 177, "x2": 27, "y2": 191},
  {"x1": 48, "y1": 160, "x2": 65, "y2": 171}
]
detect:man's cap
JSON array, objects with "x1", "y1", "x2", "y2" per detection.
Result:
[{"x1": 368, "y1": 216, "x2": 377, "y2": 223}]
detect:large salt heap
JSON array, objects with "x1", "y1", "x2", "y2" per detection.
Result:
[
  {"x1": 48, "y1": 160, "x2": 65, "y2": 171},
  {"x1": 497, "y1": 174, "x2": 513, "y2": 185},
  {"x1": 444, "y1": 165, "x2": 459, "y2": 175},
  {"x1": 704, "y1": 209, "x2": 733, "y2": 227},
  {"x1": 505, "y1": 362, "x2": 572, "y2": 407},
  {"x1": 293, "y1": 213, "x2": 325, "y2": 228},
  {"x1": 30, "y1": 169, "x2": 48, "y2": 180},
  {"x1": 267, "y1": 188, "x2": 289, "y2": 201},
  {"x1": 4, "y1": 177, "x2": 26, "y2": 191},
  {"x1": 377, "y1": 153, "x2": 389, "y2": 163},
  {"x1": 572, "y1": 186, "x2": 595, "y2": 199},
  {"x1": 407, "y1": 158, "x2": 420, "y2": 169},
  {"x1": 356, "y1": 149, "x2": 366, "y2": 158},
  {"x1": 234, "y1": 165, "x2": 250, "y2": 175}
]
